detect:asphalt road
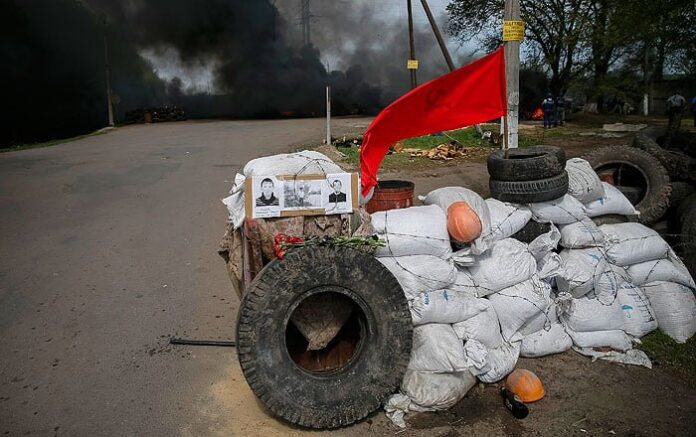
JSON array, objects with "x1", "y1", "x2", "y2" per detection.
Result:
[{"x1": 0, "y1": 118, "x2": 371, "y2": 436}]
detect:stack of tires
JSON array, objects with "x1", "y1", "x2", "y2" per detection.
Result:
[{"x1": 488, "y1": 146, "x2": 568, "y2": 204}]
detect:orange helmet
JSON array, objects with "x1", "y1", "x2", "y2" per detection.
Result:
[
  {"x1": 505, "y1": 369, "x2": 545, "y2": 403},
  {"x1": 447, "y1": 201, "x2": 482, "y2": 243}
]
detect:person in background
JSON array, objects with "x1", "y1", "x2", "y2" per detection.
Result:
[
  {"x1": 542, "y1": 94, "x2": 555, "y2": 129},
  {"x1": 665, "y1": 91, "x2": 686, "y2": 146},
  {"x1": 554, "y1": 94, "x2": 566, "y2": 126}
]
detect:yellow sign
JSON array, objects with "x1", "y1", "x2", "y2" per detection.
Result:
[
  {"x1": 407, "y1": 59, "x2": 419, "y2": 70},
  {"x1": 503, "y1": 20, "x2": 525, "y2": 41}
]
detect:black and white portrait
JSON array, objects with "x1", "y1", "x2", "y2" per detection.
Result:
[
  {"x1": 322, "y1": 173, "x2": 353, "y2": 214},
  {"x1": 328, "y1": 179, "x2": 347, "y2": 203},
  {"x1": 255, "y1": 177, "x2": 280, "y2": 207}
]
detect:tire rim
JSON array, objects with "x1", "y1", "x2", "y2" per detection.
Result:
[
  {"x1": 595, "y1": 161, "x2": 650, "y2": 206},
  {"x1": 283, "y1": 286, "x2": 371, "y2": 377}
]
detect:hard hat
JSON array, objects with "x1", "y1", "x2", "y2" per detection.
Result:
[
  {"x1": 446, "y1": 201, "x2": 482, "y2": 243},
  {"x1": 505, "y1": 369, "x2": 545, "y2": 403}
]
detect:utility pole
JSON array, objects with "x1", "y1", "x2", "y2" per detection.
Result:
[
  {"x1": 325, "y1": 86, "x2": 332, "y2": 145},
  {"x1": 407, "y1": 0, "x2": 418, "y2": 89},
  {"x1": 419, "y1": 0, "x2": 455, "y2": 72},
  {"x1": 300, "y1": 0, "x2": 311, "y2": 46},
  {"x1": 503, "y1": 0, "x2": 521, "y2": 149},
  {"x1": 103, "y1": 21, "x2": 114, "y2": 127}
]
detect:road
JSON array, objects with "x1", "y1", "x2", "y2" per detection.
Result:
[{"x1": 0, "y1": 118, "x2": 371, "y2": 436}]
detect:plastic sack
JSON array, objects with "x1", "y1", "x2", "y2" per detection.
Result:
[
  {"x1": 400, "y1": 369, "x2": 477, "y2": 412},
  {"x1": 520, "y1": 302, "x2": 559, "y2": 335},
  {"x1": 559, "y1": 217, "x2": 605, "y2": 248},
  {"x1": 528, "y1": 224, "x2": 561, "y2": 261},
  {"x1": 642, "y1": 281, "x2": 696, "y2": 343},
  {"x1": 465, "y1": 340, "x2": 521, "y2": 383},
  {"x1": 617, "y1": 283, "x2": 658, "y2": 338},
  {"x1": 378, "y1": 255, "x2": 461, "y2": 299},
  {"x1": 566, "y1": 328, "x2": 633, "y2": 351},
  {"x1": 485, "y1": 198, "x2": 532, "y2": 241},
  {"x1": 561, "y1": 295, "x2": 625, "y2": 333},
  {"x1": 556, "y1": 248, "x2": 606, "y2": 297},
  {"x1": 453, "y1": 299, "x2": 504, "y2": 349},
  {"x1": 420, "y1": 187, "x2": 492, "y2": 254},
  {"x1": 520, "y1": 324, "x2": 572, "y2": 358},
  {"x1": 489, "y1": 276, "x2": 552, "y2": 341},
  {"x1": 407, "y1": 324, "x2": 469, "y2": 373},
  {"x1": 601, "y1": 223, "x2": 671, "y2": 266},
  {"x1": 243, "y1": 150, "x2": 343, "y2": 177},
  {"x1": 467, "y1": 238, "x2": 537, "y2": 296},
  {"x1": 627, "y1": 253, "x2": 696, "y2": 289},
  {"x1": 584, "y1": 182, "x2": 640, "y2": 217},
  {"x1": 566, "y1": 158, "x2": 605, "y2": 203},
  {"x1": 528, "y1": 194, "x2": 587, "y2": 225},
  {"x1": 410, "y1": 290, "x2": 485, "y2": 326},
  {"x1": 373, "y1": 205, "x2": 452, "y2": 259}
]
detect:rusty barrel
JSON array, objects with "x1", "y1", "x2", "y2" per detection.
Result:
[{"x1": 365, "y1": 180, "x2": 415, "y2": 213}]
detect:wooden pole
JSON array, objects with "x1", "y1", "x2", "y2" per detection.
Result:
[
  {"x1": 103, "y1": 30, "x2": 114, "y2": 127},
  {"x1": 419, "y1": 0, "x2": 455, "y2": 72},
  {"x1": 504, "y1": 0, "x2": 521, "y2": 149},
  {"x1": 325, "y1": 86, "x2": 331, "y2": 145},
  {"x1": 407, "y1": 0, "x2": 418, "y2": 89}
]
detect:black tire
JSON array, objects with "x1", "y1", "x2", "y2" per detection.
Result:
[
  {"x1": 489, "y1": 171, "x2": 569, "y2": 203},
  {"x1": 236, "y1": 246, "x2": 412, "y2": 429},
  {"x1": 633, "y1": 134, "x2": 695, "y2": 183},
  {"x1": 582, "y1": 146, "x2": 671, "y2": 225},
  {"x1": 511, "y1": 220, "x2": 552, "y2": 243},
  {"x1": 487, "y1": 145, "x2": 566, "y2": 181},
  {"x1": 591, "y1": 214, "x2": 630, "y2": 226},
  {"x1": 669, "y1": 181, "x2": 696, "y2": 209}
]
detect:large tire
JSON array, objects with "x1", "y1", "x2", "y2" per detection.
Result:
[
  {"x1": 633, "y1": 134, "x2": 695, "y2": 183},
  {"x1": 489, "y1": 171, "x2": 569, "y2": 203},
  {"x1": 669, "y1": 181, "x2": 696, "y2": 209},
  {"x1": 582, "y1": 146, "x2": 671, "y2": 225},
  {"x1": 487, "y1": 145, "x2": 566, "y2": 181},
  {"x1": 236, "y1": 246, "x2": 412, "y2": 429}
]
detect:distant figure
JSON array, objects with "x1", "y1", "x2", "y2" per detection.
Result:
[
  {"x1": 328, "y1": 180, "x2": 346, "y2": 203},
  {"x1": 542, "y1": 94, "x2": 555, "y2": 129},
  {"x1": 554, "y1": 94, "x2": 566, "y2": 126},
  {"x1": 256, "y1": 178, "x2": 279, "y2": 207},
  {"x1": 666, "y1": 91, "x2": 686, "y2": 144},
  {"x1": 691, "y1": 95, "x2": 696, "y2": 127}
]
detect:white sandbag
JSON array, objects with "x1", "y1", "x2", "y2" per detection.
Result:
[
  {"x1": 528, "y1": 224, "x2": 561, "y2": 261},
  {"x1": 617, "y1": 283, "x2": 658, "y2": 338},
  {"x1": 556, "y1": 248, "x2": 606, "y2": 297},
  {"x1": 467, "y1": 238, "x2": 537, "y2": 295},
  {"x1": 537, "y1": 252, "x2": 564, "y2": 283},
  {"x1": 601, "y1": 223, "x2": 671, "y2": 266},
  {"x1": 566, "y1": 158, "x2": 605, "y2": 203},
  {"x1": 243, "y1": 150, "x2": 343, "y2": 177},
  {"x1": 627, "y1": 253, "x2": 696, "y2": 288},
  {"x1": 520, "y1": 302, "x2": 559, "y2": 335},
  {"x1": 573, "y1": 347, "x2": 652, "y2": 369},
  {"x1": 489, "y1": 276, "x2": 552, "y2": 341},
  {"x1": 528, "y1": 194, "x2": 587, "y2": 225},
  {"x1": 559, "y1": 217, "x2": 605, "y2": 248},
  {"x1": 642, "y1": 281, "x2": 696, "y2": 343},
  {"x1": 593, "y1": 263, "x2": 631, "y2": 302},
  {"x1": 400, "y1": 369, "x2": 477, "y2": 412},
  {"x1": 566, "y1": 328, "x2": 633, "y2": 351},
  {"x1": 561, "y1": 295, "x2": 625, "y2": 333},
  {"x1": 485, "y1": 198, "x2": 532, "y2": 241},
  {"x1": 420, "y1": 187, "x2": 492, "y2": 254},
  {"x1": 520, "y1": 324, "x2": 572, "y2": 358},
  {"x1": 407, "y1": 324, "x2": 468, "y2": 373},
  {"x1": 410, "y1": 290, "x2": 486, "y2": 326},
  {"x1": 378, "y1": 256, "x2": 459, "y2": 299},
  {"x1": 465, "y1": 340, "x2": 521, "y2": 383},
  {"x1": 373, "y1": 205, "x2": 452, "y2": 258},
  {"x1": 584, "y1": 182, "x2": 640, "y2": 217},
  {"x1": 453, "y1": 299, "x2": 504, "y2": 349}
]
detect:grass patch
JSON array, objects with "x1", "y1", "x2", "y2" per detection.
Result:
[
  {"x1": 0, "y1": 129, "x2": 109, "y2": 153},
  {"x1": 638, "y1": 329, "x2": 696, "y2": 387}
]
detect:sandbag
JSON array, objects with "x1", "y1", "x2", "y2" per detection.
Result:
[
  {"x1": 465, "y1": 340, "x2": 521, "y2": 383},
  {"x1": 528, "y1": 224, "x2": 561, "y2": 261},
  {"x1": 559, "y1": 217, "x2": 605, "y2": 248},
  {"x1": 566, "y1": 328, "x2": 633, "y2": 351},
  {"x1": 410, "y1": 290, "x2": 486, "y2": 326},
  {"x1": 642, "y1": 281, "x2": 696, "y2": 343},
  {"x1": 453, "y1": 299, "x2": 504, "y2": 349},
  {"x1": 601, "y1": 223, "x2": 671, "y2": 266},
  {"x1": 407, "y1": 324, "x2": 469, "y2": 373},
  {"x1": 400, "y1": 369, "x2": 477, "y2": 411},
  {"x1": 378, "y1": 255, "x2": 459, "y2": 299},
  {"x1": 557, "y1": 248, "x2": 606, "y2": 297},
  {"x1": 617, "y1": 283, "x2": 658, "y2": 338},
  {"x1": 373, "y1": 205, "x2": 451, "y2": 258},
  {"x1": 528, "y1": 194, "x2": 587, "y2": 225},
  {"x1": 566, "y1": 158, "x2": 605, "y2": 203},
  {"x1": 584, "y1": 182, "x2": 640, "y2": 217},
  {"x1": 520, "y1": 324, "x2": 572, "y2": 358},
  {"x1": 627, "y1": 254, "x2": 696, "y2": 288},
  {"x1": 489, "y1": 276, "x2": 552, "y2": 341},
  {"x1": 561, "y1": 295, "x2": 625, "y2": 333},
  {"x1": 420, "y1": 187, "x2": 492, "y2": 254},
  {"x1": 467, "y1": 238, "x2": 537, "y2": 296},
  {"x1": 243, "y1": 150, "x2": 343, "y2": 177},
  {"x1": 485, "y1": 198, "x2": 532, "y2": 241},
  {"x1": 520, "y1": 302, "x2": 559, "y2": 335}
]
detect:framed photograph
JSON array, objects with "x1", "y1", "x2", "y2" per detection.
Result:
[
  {"x1": 322, "y1": 173, "x2": 353, "y2": 214},
  {"x1": 249, "y1": 175, "x2": 282, "y2": 218},
  {"x1": 283, "y1": 178, "x2": 323, "y2": 210}
]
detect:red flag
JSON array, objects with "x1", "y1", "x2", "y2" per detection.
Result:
[{"x1": 360, "y1": 47, "x2": 507, "y2": 195}]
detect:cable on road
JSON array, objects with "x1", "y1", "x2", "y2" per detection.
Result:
[{"x1": 169, "y1": 338, "x2": 236, "y2": 347}]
